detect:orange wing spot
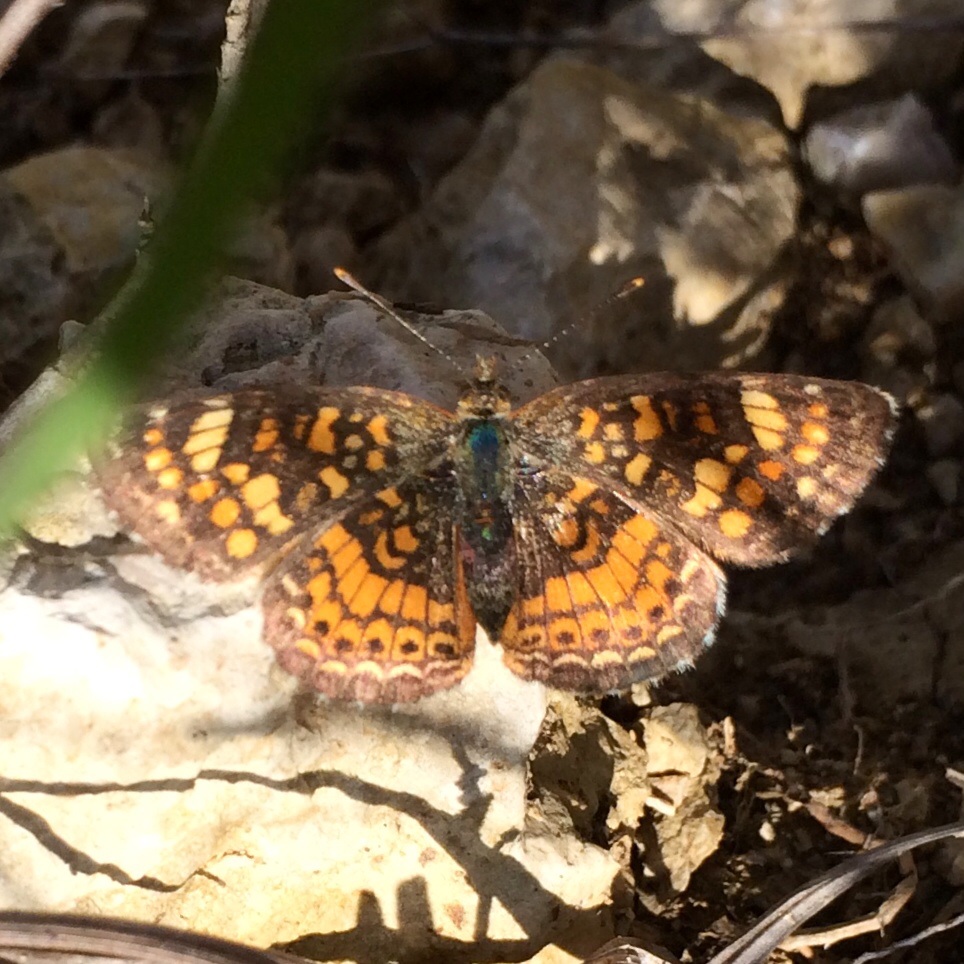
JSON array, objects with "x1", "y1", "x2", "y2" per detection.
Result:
[
  {"x1": 545, "y1": 576, "x2": 572, "y2": 615},
  {"x1": 693, "y1": 402, "x2": 718, "y2": 435},
  {"x1": 566, "y1": 478, "x2": 598, "y2": 503},
  {"x1": 566, "y1": 571, "x2": 598, "y2": 607},
  {"x1": 801, "y1": 421, "x2": 830, "y2": 446},
  {"x1": 735, "y1": 477, "x2": 766, "y2": 509},
  {"x1": 553, "y1": 516, "x2": 580, "y2": 548},
  {"x1": 507, "y1": 621, "x2": 547, "y2": 652},
  {"x1": 808, "y1": 402, "x2": 829, "y2": 419},
  {"x1": 188, "y1": 478, "x2": 220, "y2": 502},
  {"x1": 611, "y1": 529, "x2": 645, "y2": 567},
  {"x1": 589, "y1": 497, "x2": 611, "y2": 516},
  {"x1": 367, "y1": 414, "x2": 391, "y2": 446},
  {"x1": 157, "y1": 466, "x2": 184, "y2": 490},
  {"x1": 622, "y1": 514, "x2": 658, "y2": 546},
  {"x1": 633, "y1": 584, "x2": 661, "y2": 619},
  {"x1": 378, "y1": 579, "x2": 405, "y2": 615},
  {"x1": 624, "y1": 453, "x2": 651, "y2": 486},
  {"x1": 336, "y1": 556, "x2": 369, "y2": 602},
  {"x1": 744, "y1": 405, "x2": 788, "y2": 433},
  {"x1": 144, "y1": 447, "x2": 172, "y2": 472},
  {"x1": 645, "y1": 559, "x2": 673, "y2": 592},
  {"x1": 655, "y1": 541, "x2": 672, "y2": 558},
  {"x1": 307, "y1": 571, "x2": 332, "y2": 603},
  {"x1": 358, "y1": 509, "x2": 385, "y2": 526},
  {"x1": 570, "y1": 524, "x2": 602, "y2": 564},
  {"x1": 603, "y1": 422, "x2": 625, "y2": 442},
  {"x1": 427, "y1": 598, "x2": 454, "y2": 625},
  {"x1": 719, "y1": 509, "x2": 753, "y2": 538},
  {"x1": 366, "y1": 450, "x2": 386, "y2": 472},
  {"x1": 295, "y1": 481, "x2": 319, "y2": 511},
  {"x1": 796, "y1": 476, "x2": 818, "y2": 499},
  {"x1": 583, "y1": 441, "x2": 606, "y2": 464},
  {"x1": 724, "y1": 444, "x2": 749, "y2": 464},
  {"x1": 242, "y1": 473, "x2": 281, "y2": 510},
  {"x1": 695, "y1": 458, "x2": 732, "y2": 493},
  {"x1": 577, "y1": 407, "x2": 600, "y2": 439},
  {"x1": 293, "y1": 413, "x2": 311, "y2": 441},
  {"x1": 329, "y1": 535, "x2": 364, "y2": 577},
  {"x1": 318, "y1": 523, "x2": 351, "y2": 555},
  {"x1": 603, "y1": 549, "x2": 637, "y2": 593},
  {"x1": 392, "y1": 626, "x2": 427, "y2": 661},
  {"x1": 377, "y1": 487, "x2": 403, "y2": 508},
  {"x1": 630, "y1": 395, "x2": 662, "y2": 441},
  {"x1": 225, "y1": 527, "x2": 258, "y2": 559},
  {"x1": 332, "y1": 619, "x2": 363, "y2": 652},
  {"x1": 190, "y1": 408, "x2": 234, "y2": 433},
  {"x1": 548, "y1": 617, "x2": 582, "y2": 648},
  {"x1": 252, "y1": 421, "x2": 280, "y2": 453},
  {"x1": 311, "y1": 598, "x2": 346, "y2": 632},
  {"x1": 579, "y1": 608, "x2": 612, "y2": 648},
  {"x1": 585, "y1": 562, "x2": 629, "y2": 606},
  {"x1": 361, "y1": 617, "x2": 393, "y2": 651},
  {"x1": 308, "y1": 407, "x2": 340, "y2": 454},
  {"x1": 209, "y1": 498, "x2": 241, "y2": 528},
  {"x1": 401, "y1": 584, "x2": 428, "y2": 622},
  {"x1": 143, "y1": 428, "x2": 164, "y2": 447},
  {"x1": 221, "y1": 462, "x2": 250, "y2": 485},
  {"x1": 792, "y1": 444, "x2": 821, "y2": 466},
  {"x1": 155, "y1": 499, "x2": 180, "y2": 525},
  {"x1": 182, "y1": 426, "x2": 229, "y2": 457},
  {"x1": 522, "y1": 594, "x2": 546, "y2": 618},
  {"x1": 741, "y1": 389, "x2": 779, "y2": 410},
  {"x1": 757, "y1": 459, "x2": 785, "y2": 481},
  {"x1": 374, "y1": 531, "x2": 407, "y2": 571},
  {"x1": 662, "y1": 400, "x2": 679, "y2": 431},
  {"x1": 394, "y1": 525, "x2": 419, "y2": 554},
  {"x1": 319, "y1": 465, "x2": 350, "y2": 499},
  {"x1": 695, "y1": 414, "x2": 718, "y2": 435},
  {"x1": 658, "y1": 469, "x2": 681, "y2": 499},
  {"x1": 680, "y1": 485, "x2": 721, "y2": 518},
  {"x1": 253, "y1": 501, "x2": 294, "y2": 536},
  {"x1": 751, "y1": 426, "x2": 785, "y2": 451},
  {"x1": 191, "y1": 449, "x2": 221, "y2": 473}
]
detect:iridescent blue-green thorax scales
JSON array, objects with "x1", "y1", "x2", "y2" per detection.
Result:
[{"x1": 450, "y1": 357, "x2": 521, "y2": 636}]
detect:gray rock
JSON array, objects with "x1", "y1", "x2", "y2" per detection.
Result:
[
  {"x1": 804, "y1": 94, "x2": 958, "y2": 196},
  {"x1": 0, "y1": 280, "x2": 620, "y2": 957},
  {"x1": 863, "y1": 183, "x2": 964, "y2": 320},
  {"x1": 610, "y1": 0, "x2": 964, "y2": 129},
  {"x1": 369, "y1": 57, "x2": 799, "y2": 379},
  {"x1": 916, "y1": 392, "x2": 964, "y2": 458}
]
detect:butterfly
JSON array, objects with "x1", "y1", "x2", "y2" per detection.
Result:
[{"x1": 95, "y1": 342, "x2": 896, "y2": 703}]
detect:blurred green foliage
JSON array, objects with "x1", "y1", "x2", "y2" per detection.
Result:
[{"x1": 0, "y1": 0, "x2": 376, "y2": 535}]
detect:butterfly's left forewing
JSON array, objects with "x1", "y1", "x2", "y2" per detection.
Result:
[{"x1": 511, "y1": 372, "x2": 896, "y2": 566}]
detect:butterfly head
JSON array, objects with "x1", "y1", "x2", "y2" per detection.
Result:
[{"x1": 456, "y1": 355, "x2": 512, "y2": 420}]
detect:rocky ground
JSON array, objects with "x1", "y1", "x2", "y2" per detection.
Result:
[{"x1": 1, "y1": 2, "x2": 964, "y2": 963}]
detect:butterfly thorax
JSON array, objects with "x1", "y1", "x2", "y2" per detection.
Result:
[{"x1": 451, "y1": 361, "x2": 519, "y2": 636}]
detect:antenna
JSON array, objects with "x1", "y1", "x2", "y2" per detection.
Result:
[
  {"x1": 333, "y1": 267, "x2": 465, "y2": 375},
  {"x1": 507, "y1": 276, "x2": 645, "y2": 374}
]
